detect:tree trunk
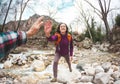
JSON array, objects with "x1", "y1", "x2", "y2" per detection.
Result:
[
  {"x1": 1, "y1": 0, "x2": 12, "y2": 32},
  {"x1": 16, "y1": 12, "x2": 23, "y2": 31},
  {"x1": 86, "y1": 21, "x2": 93, "y2": 42},
  {"x1": 103, "y1": 16, "x2": 111, "y2": 42},
  {"x1": 16, "y1": 0, "x2": 30, "y2": 31}
]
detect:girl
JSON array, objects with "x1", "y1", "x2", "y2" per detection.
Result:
[{"x1": 44, "y1": 20, "x2": 73, "y2": 82}]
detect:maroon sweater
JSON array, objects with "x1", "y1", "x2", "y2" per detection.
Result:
[{"x1": 47, "y1": 33, "x2": 73, "y2": 56}]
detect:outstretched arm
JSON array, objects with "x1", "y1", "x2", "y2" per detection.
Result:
[
  {"x1": 26, "y1": 16, "x2": 44, "y2": 37},
  {"x1": 0, "y1": 16, "x2": 44, "y2": 59}
]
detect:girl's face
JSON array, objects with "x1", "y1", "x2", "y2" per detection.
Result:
[{"x1": 60, "y1": 23, "x2": 67, "y2": 35}]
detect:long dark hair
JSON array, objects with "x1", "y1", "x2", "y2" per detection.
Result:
[{"x1": 56, "y1": 23, "x2": 69, "y2": 34}]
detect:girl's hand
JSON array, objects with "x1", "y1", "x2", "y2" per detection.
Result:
[
  {"x1": 44, "y1": 20, "x2": 52, "y2": 36},
  {"x1": 70, "y1": 56, "x2": 73, "y2": 62}
]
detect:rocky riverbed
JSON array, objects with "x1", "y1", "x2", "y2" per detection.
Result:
[{"x1": 0, "y1": 45, "x2": 119, "y2": 84}]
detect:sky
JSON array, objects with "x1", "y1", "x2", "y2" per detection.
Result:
[
  {"x1": 22, "y1": 0, "x2": 85, "y2": 33},
  {"x1": 1, "y1": 0, "x2": 120, "y2": 33},
  {"x1": 22, "y1": 0, "x2": 78, "y2": 25},
  {"x1": 20, "y1": 0, "x2": 120, "y2": 33}
]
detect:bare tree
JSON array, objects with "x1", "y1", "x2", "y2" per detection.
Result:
[
  {"x1": 42, "y1": 4, "x2": 58, "y2": 19},
  {"x1": 75, "y1": 0, "x2": 93, "y2": 41},
  {"x1": 16, "y1": 0, "x2": 30, "y2": 31},
  {"x1": 79, "y1": 9, "x2": 93, "y2": 41},
  {"x1": 1, "y1": 0, "x2": 13, "y2": 32},
  {"x1": 84, "y1": 0, "x2": 118, "y2": 41},
  {"x1": 0, "y1": 2, "x2": 7, "y2": 24},
  {"x1": 47, "y1": 6, "x2": 57, "y2": 18},
  {"x1": 13, "y1": 8, "x2": 17, "y2": 30}
]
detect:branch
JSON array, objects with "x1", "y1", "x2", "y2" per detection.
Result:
[
  {"x1": 22, "y1": 0, "x2": 30, "y2": 13},
  {"x1": 27, "y1": 5, "x2": 36, "y2": 13},
  {"x1": 107, "y1": 0, "x2": 111, "y2": 13},
  {"x1": 94, "y1": 9, "x2": 102, "y2": 19},
  {"x1": 103, "y1": 0, "x2": 107, "y2": 12},
  {"x1": 109, "y1": 7, "x2": 120, "y2": 12},
  {"x1": 98, "y1": 0, "x2": 104, "y2": 13},
  {"x1": 20, "y1": 0, "x2": 23, "y2": 13},
  {"x1": 2, "y1": 0, "x2": 13, "y2": 31},
  {"x1": 84, "y1": 0, "x2": 101, "y2": 14}
]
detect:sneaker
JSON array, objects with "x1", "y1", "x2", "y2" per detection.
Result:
[{"x1": 50, "y1": 78, "x2": 57, "y2": 82}]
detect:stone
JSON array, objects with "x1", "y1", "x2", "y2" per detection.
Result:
[
  {"x1": 95, "y1": 66, "x2": 104, "y2": 74},
  {"x1": 31, "y1": 60, "x2": 45, "y2": 72},
  {"x1": 114, "y1": 80, "x2": 120, "y2": 84},
  {"x1": 94, "y1": 72, "x2": 110, "y2": 84},
  {"x1": 85, "y1": 67, "x2": 95, "y2": 76},
  {"x1": 101, "y1": 62, "x2": 111, "y2": 72},
  {"x1": 79, "y1": 76, "x2": 93, "y2": 82},
  {"x1": 3, "y1": 60, "x2": 13, "y2": 69}
]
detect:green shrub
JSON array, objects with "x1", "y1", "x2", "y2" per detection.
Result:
[{"x1": 115, "y1": 14, "x2": 120, "y2": 26}]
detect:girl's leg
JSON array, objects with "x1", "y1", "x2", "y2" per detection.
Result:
[
  {"x1": 51, "y1": 53, "x2": 61, "y2": 82},
  {"x1": 64, "y1": 55, "x2": 72, "y2": 72}
]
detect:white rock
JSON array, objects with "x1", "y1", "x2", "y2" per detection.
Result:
[
  {"x1": 91, "y1": 63, "x2": 99, "y2": 68},
  {"x1": 111, "y1": 65, "x2": 119, "y2": 72},
  {"x1": 95, "y1": 66, "x2": 104, "y2": 74},
  {"x1": 31, "y1": 60, "x2": 45, "y2": 72},
  {"x1": 107, "y1": 68, "x2": 114, "y2": 77},
  {"x1": 85, "y1": 67, "x2": 95, "y2": 76},
  {"x1": 114, "y1": 80, "x2": 120, "y2": 84},
  {"x1": 94, "y1": 72, "x2": 110, "y2": 84},
  {"x1": 3, "y1": 60, "x2": 13, "y2": 69},
  {"x1": 101, "y1": 62, "x2": 111, "y2": 72},
  {"x1": 18, "y1": 75, "x2": 39, "y2": 84},
  {"x1": 111, "y1": 71, "x2": 120, "y2": 80},
  {"x1": 0, "y1": 63, "x2": 4, "y2": 69},
  {"x1": 79, "y1": 76, "x2": 93, "y2": 82}
]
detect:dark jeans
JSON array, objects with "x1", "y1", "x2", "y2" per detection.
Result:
[{"x1": 53, "y1": 53, "x2": 72, "y2": 78}]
